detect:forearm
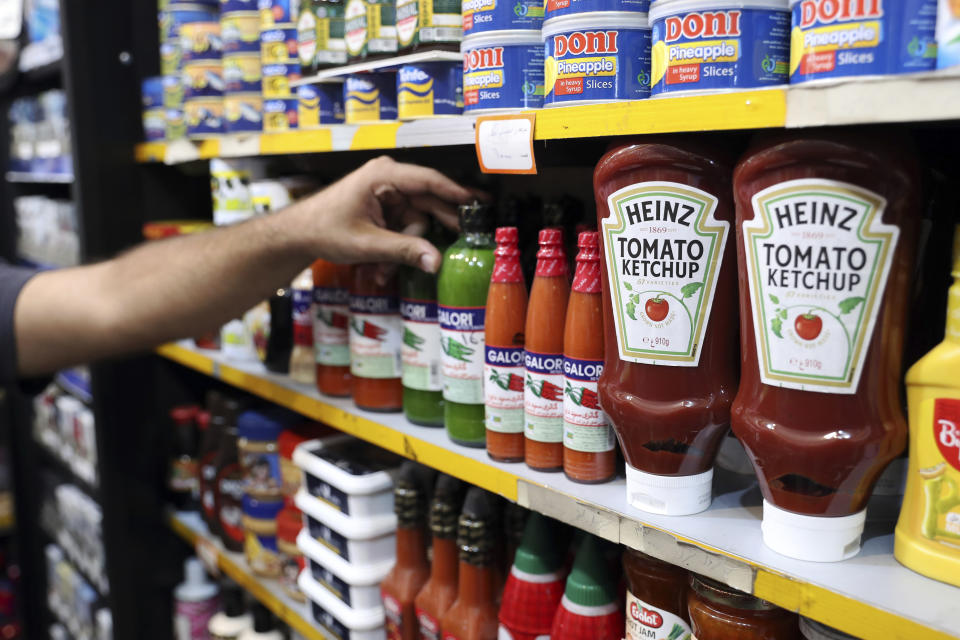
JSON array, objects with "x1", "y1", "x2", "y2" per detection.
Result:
[{"x1": 15, "y1": 203, "x2": 317, "y2": 377}]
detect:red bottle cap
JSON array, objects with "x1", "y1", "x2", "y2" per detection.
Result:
[
  {"x1": 538, "y1": 227, "x2": 563, "y2": 247},
  {"x1": 496, "y1": 226, "x2": 519, "y2": 245},
  {"x1": 169, "y1": 405, "x2": 199, "y2": 425},
  {"x1": 276, "y1": 505, "x2": 303, "y2": 544},
  {"x1": 536, "y1": 228, "x2": 567, "y2": 278},
  {"x1": 573, "y1": 231, "x2": 601, "y2": 294},
  {"x1": 493, "y1": 226, "x2": 524, "y2": 284}
]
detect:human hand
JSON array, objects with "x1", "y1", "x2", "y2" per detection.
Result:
[{"x1": 294, "y1": 156, "x2": 476, "y2": 276}]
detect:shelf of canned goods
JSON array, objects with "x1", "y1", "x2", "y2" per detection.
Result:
[
  {"x1": 136, "y1": 69, "x2": 960, "y2": 164},
  {"x1": 156, "y1": 340, "x2": 960, "y2": 640}
]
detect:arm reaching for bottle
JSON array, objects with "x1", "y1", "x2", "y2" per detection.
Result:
[{"x1": 12, "y1": 156, "x2": 473, "y2": 378}]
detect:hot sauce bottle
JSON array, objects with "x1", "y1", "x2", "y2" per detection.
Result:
[
  {"x1": 485, "y1": 227, "x2": 528, "y2": 462},
  {"x1": 732, "y1": 131, "x2": 920, "y2": 561},
  {"x1": 350, "y1": 264, "x2": 403, "y2": 412},
  {"x1": 594, "y1": 141, "x2": 738, "y2": 515},
  {"x1": 563, "y1": 231, "x2": 616, "y2": 484},
  {"x1": 438, "y1": 202, "x2": 496, "y2": 447},
  {"x1": 290, "y1": 268, "x2": 317, "y2": 385},
  {"x1": 312, "y1": 259, "x2": 352, "y2": 397},
  {"x1": 550, "y1": 534, "x2": 623, "y2": 640},
  {"x1": 382, "y1": 463, "x2": 433, "y2": 640},
  {"x1": 440, "y1": 488, "x2": 499, "y2": 640},
  {"x1": 687, "y1": 575, "x2": 799, "y2": 640},
  {"x1": 415, "y1": 475, "x2": 465, "y2": 640},
  {"x1": 524, "y1": 228, "x2": 570, "y2": 471},
  {"x1": 402, "y1": 261, "x2": 445, "y2": 427},
  {"x1": 623, "y1": 549, "x2": 690, "y2": 640}
]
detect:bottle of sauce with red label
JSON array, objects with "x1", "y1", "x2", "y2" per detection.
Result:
[
  {"x1": 485, "y1": 227, "x2": 528, "y2": 462},
  {"x1": 214, "y1": 398, "x2": 246, "y2": 552},
  {"x1": 415, "y1": 474, "x2": 465, "y2": 640},
  {"x1": 594, "y1": 140, "x2": 738, "y2": 515},
  {"x1": 687, "y1": 575, "x2": 799, "y2": 640},
  {"x1": 732, "y1": 131, "x2": 920, "y2": 561},
  {"x1": 563, "y1": 231, "x2": 615, "y2": 483},
  {"x1": 382, "y1": 462, "x2": 432, "y2": 640},
  {"x1": 524, "y1": 228, "x2": 569, "y2": 471},
  {"x1": 350, "y1": 265, "x2": 403, "y2": 412},
  {"x1": 199, "y1": 392, "x2": 225, "y2": 534},
  {"x1": 623, "y1": 549, "x2": 690, "y2": 640},
  {"x1": 169, "y1": 405, "x2": 200, "y2": 510},
  {"x1": 312, "y1": 259, "x2": 352, "y2": 397},
  {"x1": 290, "y1": 268, "x2": 317, "y2": 385},
  {"x1": 440, "y1": 488, "x2": 499, "y2": 640}
]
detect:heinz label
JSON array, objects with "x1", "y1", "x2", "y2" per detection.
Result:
[
  {"x1": 440, "y1": 306, "x2": 486, "y2": 403},
  {"x1": 314, "y1": 286, "x2": 351, "y2": 366},
  {"x1": 625, "y1": 592, "x2": 691, "y2": 640},
  {"x1": 525, "y1": 350, "x2": 564, "y2": 443},
  {"x1": 349, "y1": 294, "x2": 403, "y2": 379},
  {"x1": 402, "y1": 299, "x2": 442, "y2": 392},
  {"x1": 743, "y1": 179, "x2": 897, "y2": 395},
  {"x1": 602, "y1": 181, "x2": 729, "y2": 367},
  {"x1": 789, "y1": 0, "x2": 937, "y2": 82},
  {"x1": 485, "y1": 345, "x2": 525, "y2": 434},
  {"x1": 563, "y1": 357, "x2": 613, "y2": 453}
]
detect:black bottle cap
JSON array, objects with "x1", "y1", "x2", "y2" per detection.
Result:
[
  {"x1": 430, "y1": 475, "x2": 464, "y2": 539},
  {"x1": 251, "y1": 603, "x2": 275, "y2": 632},
  {"x1": 458, "y1": 487, "x2": 497, "y2": 566},
  {"x1": 459, "y1": 201, "x2": 494, "y2": 233},
  {"x1": 394, "y1": 461, "x2": 434, "y2": 527},
  {"x1": 221, "y1": 582, "x2": 246, "y2": 617}
]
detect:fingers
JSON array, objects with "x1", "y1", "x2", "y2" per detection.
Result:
[
  {"x1": 364, "y1": 156, "x2": 474, "y2": 204},
  {"x1": 359, "y1": 225, "x2": 443, "y2": 275},
  {"x1": 408, "y1": 194, "x2": 460, "y2": 230}
]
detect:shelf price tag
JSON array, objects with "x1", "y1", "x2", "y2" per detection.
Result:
[
  {"x1": 195, "y1": 537, "x2": 221, "y2": 577},
  {"x1": 475, "y1": 113, "x2": 537, "y2": 175}
]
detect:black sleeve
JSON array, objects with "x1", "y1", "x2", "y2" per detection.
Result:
[{"x1": 0, "y1": 263, "x2": 40, "y2": 384}]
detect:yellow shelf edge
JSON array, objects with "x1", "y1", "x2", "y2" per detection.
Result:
[
  {"x1": 168, "y1": 513, "x2": 325, "y2": 640},
  {"x1": 158, "y1": 344, "x2": 520, "y2": 501}
]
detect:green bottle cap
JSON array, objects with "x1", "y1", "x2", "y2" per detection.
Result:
[
  {"x1": 512, "y1": 512, "x2": 562, "y2": 575},
  {"x1": 563, "y1": 535, "x2": 616, "y2": 608}
]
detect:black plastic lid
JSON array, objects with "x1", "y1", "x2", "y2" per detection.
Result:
[
  {"x1": 251, "y1": 603, "x2": 275, "y2": 632},
  {"x1": 394, "y1": 461, "x2": 434, "y2": 528},
  {"x1": 458, "y1": 487, "x2": 497, "y2": 566},
  {"x1": 459, "y1": 201, "x2": 494, "y2": 234},
  {"x1": 430, "y1": 475, "x2": 464, "y2": 539},
  {"x1": 221, "y1": 581, "x2": 246, "y2": 617}
]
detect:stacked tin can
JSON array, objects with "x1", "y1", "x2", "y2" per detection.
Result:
[
  {"x1": 222, "y1": 0, "x2": 264, "y2": 133},
  {"x1": 182, "y1": 10, "x2": 226, "y2": 137},
  {"x1": 160, "y1": 4, "x2": 219, "y2": 139},
  {"x1": 296, "y1": 0, "x2": 347, "y2": 128},
  {"x1": 260, "y1": 0, "x2": 301, "y2": 132}
]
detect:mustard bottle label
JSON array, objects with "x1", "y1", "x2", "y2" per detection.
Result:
[
  {"x1": 743, "y1": 179, "x2": 898, "y2": 394},
  {"x1": 919, "y1": 398, "x2": 960, "y2": 545},
  {"x1": 602, "y1": 181, "x2": 728, "y2": 367}
]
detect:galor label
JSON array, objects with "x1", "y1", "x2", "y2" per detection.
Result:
[
  {"x1": 440, "y1": 306, "x2": 486, "y2": 403},
  {"x1": 402, "y1": 299, "x2": 443, "y2": 392},
  {"x1": 563, "y1": 357, "x2": 614, "y2": 453},
  {"x1": 314, "y1": 286, "x2": 350, "y2": 366},
  {"x1": 524, "y1": 350, "x2": 564, "y2": 443},
  {"x1": 625, "y1": 592, "x2": 691, "y2": 640},
  {"x1": 602, "y1": 181, "x2": 729, "y2": 367},
  {"x1": 349, "y1": 295, "x2": 403, "y2": 379},
  {"x1": 485, "y1": 345, "x2": 525, "y2": 433},
  {"x1": 743, "y1": 179, "x2": 897, "y2": 395}
]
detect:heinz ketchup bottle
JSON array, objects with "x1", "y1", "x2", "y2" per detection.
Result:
[
  {"x1": 732, "y1": 130, "x2": 920, "y2": 562},
  {"x1": 349, "y1": 265, "x2": 403, "y2": 412},
  {"x1": 594, "y1": 140, "x2": 738, "y2": 515}
]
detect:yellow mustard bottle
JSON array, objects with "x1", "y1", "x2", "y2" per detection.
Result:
[{"x1": 894, "y1": 227, "x2": 960, "y2": 586}]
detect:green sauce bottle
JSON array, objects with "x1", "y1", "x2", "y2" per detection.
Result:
[
  {"x1": 401, "y1": 264, "x2": 444, "y2": 426},
  {"x1": 438, "y1": 202, "x2": 495, "y2": 447}
]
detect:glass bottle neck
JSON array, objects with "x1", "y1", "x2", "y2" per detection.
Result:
[
  {"x1": 396, "y1": 527, "x2": 429, "y2": 568},
  {"x1": 464, "y1": 231, "x2": 494, "y2": 246}
]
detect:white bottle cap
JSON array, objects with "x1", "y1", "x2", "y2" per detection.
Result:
[
  {"x1": 761, "y1": 500, "x2": 866, "y2": 562},
  {"x1": 625, "y1": 465, "x2": 713, "y2": 516}
]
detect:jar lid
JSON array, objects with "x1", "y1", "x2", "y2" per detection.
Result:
[
  {"x1": 242, "y1": 494, "x2": 285, "y2": 519},
  {"x1": 238, "y1": 408, "x2": 293, "y2": 441},
  {"x1": 563, "y1": 534, "x2": 616, "y2": 608},
  {"x1": 276, "y1": 506, "x2": 303, "y2": 542},
  {"x1": 689, "y1": 575, "x2": 778, "y2": 611}
]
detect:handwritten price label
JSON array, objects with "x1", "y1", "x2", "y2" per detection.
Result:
[{"x1": 474, "y1": 114, "x2": 537, "y2": 175}]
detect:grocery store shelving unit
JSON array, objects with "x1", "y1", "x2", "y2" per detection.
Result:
[
  {"x1": 157, "y1": 341, "x2": 960, "y2": 640},
  {"x1": 169, "y1": 511, "x2": 326, "y2": 640}
]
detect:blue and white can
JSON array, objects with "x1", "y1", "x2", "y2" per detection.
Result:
[
  {"x1": 165, "y1": 3, "x2": 219, "y2": 43},
  {"x1": 462, "y1": 0, "x2": 545, "y2": 36},
  {"x1": 789, "y1": 0, "x2": 937, "y2": 83},
  {"x1": 344, "y1": 73, "x2": 398, "y2": 123},
  {"x1": 649, "y1": 0, "x2": 790, "y2": 96},
  {"x1": 462, "y1": 30, "x2": 545, "y2": 112},
  {"x1": 221, "y1": 11, "x2": 262, "y2": 53},
  {"x1": 225, "y1": 93, "x2": 264, "y2": 132},
  {"x1": 259, "y1": 0, "x2": 298, "y2": 27},
  {"x1": 546, "y1": 0, "x2": 648, "y2": 20},
  {"x1": 938, "y1": 0, "x2": 960, "y2": 69},
  {"x1": 142, "y1": 76, "x2": 165, "y2": 109},
  {"x1": 263, "y1": 98, "x2": 300, "y2": 131},
  {"x1": 544, "y1": 12, "x2": 652, "y2": 105},
  {"x1": 183, "y1": 60, "x2": 226, "y2": 98},
  {"x1": 397, "y1": 62, "x2": 464, "y2": 119},
  {"x1": 298, "y1": 82, "x2": 346, "y2": 127},
  {"x1": 221, "y1": 0, "x2": 259, "y2": 11},
  {"x1": 186, "y1": 97, "x2": 226, "y2": 136}
]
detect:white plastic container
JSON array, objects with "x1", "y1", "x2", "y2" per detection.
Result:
[
  {"x1": 292, "y1": 437, "x2": 401, "y2": 517},
  {"x1": 299, "y1": 571, "x2": 386, "y2": 640},
  {"x1": 297, "y1": 529, "x2": 393, "y2": 610},
  {"x1": 295, "y1": 489, "x2": 397, "y2": 564}
]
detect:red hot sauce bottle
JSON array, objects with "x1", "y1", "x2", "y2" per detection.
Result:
[
  {"x1": 594, "y1": 140, "x2": 739, "y2": 515},
  {"x1": 732, "y1": 131, "x2": 920, "y2": 561}
]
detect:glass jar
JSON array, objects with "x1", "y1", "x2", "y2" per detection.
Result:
[
  {"x1": 688, "y1": 575, "x2": 799, "y2": 640},
  {"x1": 623, "y1": 549, "x2": 690, "y2": 640}
]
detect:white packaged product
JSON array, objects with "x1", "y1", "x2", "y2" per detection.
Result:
[
  {"x1": 292, "y1": 437, "x2": 402, "y2": 517},
  {"x1": 298, "y1": 571, "x2": 386, "y2": 640},
  {"x1": 297, "y1": 529, "x2": 393, "y2": 610},
  {"x1": 294, "y1": 489, "x2": 397, "y2": 565}
]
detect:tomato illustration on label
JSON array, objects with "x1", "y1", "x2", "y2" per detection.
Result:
[
  {"x1": 793, "y1": 310, "x2": 822, "y2": 341},
  {"x1": 644, "y1": 296, "x2": 669, "y2": 322}
]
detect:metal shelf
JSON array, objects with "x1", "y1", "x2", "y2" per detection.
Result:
[
  {"x1": 6, "y1": 171, "x2": 74, "y2": 184},
  {"x1": 157, "y1": 341, "x2": 960, "y2": 640},
  {"x1": 169, "y1": 511, "x2": 323, "y2": 640},
  {"x1": 134, "y1": 70, "x2": 960, "y2": 164}
]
